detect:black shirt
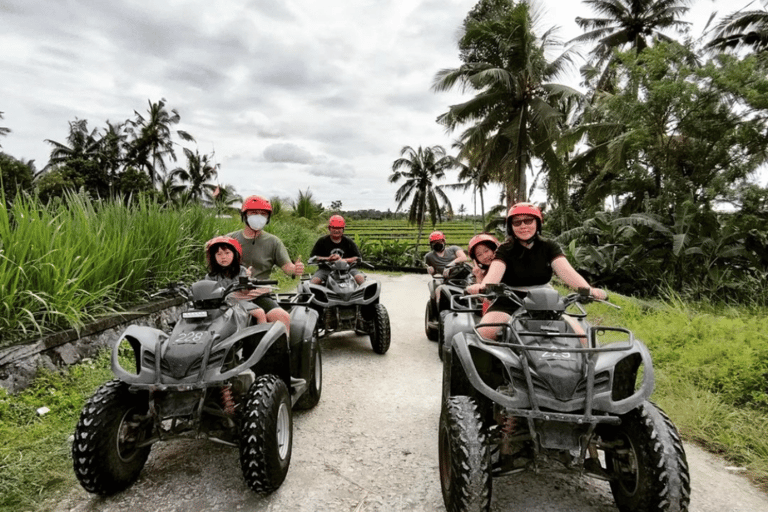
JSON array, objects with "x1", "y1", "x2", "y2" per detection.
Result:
[
  {"x1": 310, "y1": 235, "x2": 362, "y2": 259},
  {"x1": 493, "y1": 238, "x2": 564, "y2": 287}
]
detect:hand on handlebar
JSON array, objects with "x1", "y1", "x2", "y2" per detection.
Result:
[{"x1": 466, "y1": 283, "x2": 485, "y2": 295}]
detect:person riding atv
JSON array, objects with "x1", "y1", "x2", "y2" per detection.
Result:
[{"x1": 309, "y1": 215, "x2": 365, "y2": 286}]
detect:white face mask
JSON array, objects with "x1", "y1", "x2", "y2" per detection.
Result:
[{"x1": 247, "y1": 214, "x2": 268, "y2": 231}]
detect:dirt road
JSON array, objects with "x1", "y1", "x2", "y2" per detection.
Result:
[{"x1": 53, "y1": 273, "x2": 768, "y2": 512}]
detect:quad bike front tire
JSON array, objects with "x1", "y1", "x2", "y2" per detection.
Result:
[
  {"x1": 425, "y1": 300, "x2": 438, "y2": 341},
  {"x1": 295, "y1": 339, "x2": 322, "y2": 410},
  {"x1": 240, "y1": 374, "x2": 293, "y2": 494},
  {"x1": 72, "y1": 379, "x2": 152, "y2": 495},
  {"x1": 369, "y1": 303, "x2": 391, "y2": 354},
  {"x1": 603, "y1": 401, "x2": 691, "y2": 512},
  {"x1": 439, "y1": 396, "x2": 492, "y2": 512},
  {"x1": 437, "y1": 310, "x2": 449, "y2": 361}
]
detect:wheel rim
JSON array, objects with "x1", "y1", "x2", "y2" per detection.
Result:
[
  {"x1": 611, "y1": 433, "x2": 640, "y2": 495},
  {"x1": 276, "y1": 402, "x2": 290, "y2": 460},
  {"x1": 115, "y1": 407, "x2": 144, "y2": 463}
]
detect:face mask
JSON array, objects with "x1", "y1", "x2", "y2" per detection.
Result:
[
  {"x1": 432, "y1": 243, "x2": 445, "y2": 252},
  {"x1": 247, "y1": 214, "x2": 268, "y2": 231}
]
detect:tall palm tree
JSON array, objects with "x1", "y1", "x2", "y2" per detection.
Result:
[
  {"x1": 571, "y1": 0, "x2": 691, "y2": 90},
  {"x1": 169, "y1": 148, "x2": 219, "y2": 202},
  {"x1": 389, "y1": 145, "x2": 454, "y2": 264},
  {"x1": 126, "y1": 98, "x2": 194, "y2": 185},
  {"x1": 445, "y1": 140, "x2": 491, "y2": 230},
  {"x1": 44, "y1": 119, "x2": 101, "y2": 169},
  {"x1": 433, "y1": 0, "x2": 580, "y2": 207},
  {"x1": 0, "y1": 111, "x2": 10, "y2": 148},
  {"x1": 206, "y1": 183, "x2": 242, "y2": 212},
  {"x1": 707, "y1": 6, "x2": 768, "y2": 53}
]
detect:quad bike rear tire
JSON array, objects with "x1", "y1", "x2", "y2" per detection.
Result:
[
  {"x1": 425, "y1": 300, "x2": 438, "y2": 341},
  {"x1": 603, "y1": 401, "x2": 691, "y2": 512},
  {"x1": 72, "y1": 379, "x2": 152, "y2": 495},
  {"x1": 369, "y1": 303, "x2": 391, "y2": 354},
  {"x1": 295, "y1": 339, "x2": 322, "y2": 410},
  {"x1": 439, "y1": 396, "x2": 492, "y2": 512},
  {"x1": 240, "y1": 374, "x2": 293, "y2": 494}
]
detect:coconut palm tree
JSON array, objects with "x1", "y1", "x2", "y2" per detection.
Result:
[
  {"x1": 389, "y1": 145, "x2": 454, "y2": 264},
  {"x1": 206, "y1": 183, "x2": 242, "y2": 213},
  {"x1": 44, "y1": 119, "x2": 101, "y2": 169},
  {"x1": 433, "y1": 0, "x2": 581, "y2": 207},
  {"x1": 571, "y1": 0, "x2": 691, "y2": 90},
  {"x1": 445, "y1": 140, "x2": 492, "y2": 230},
  {"x1": 169, "y1": 148, "x2": 219, "y2": 203},
  {"x1": 707, "y1": 5, "x2": 768, "y2": 53},
  {"x1": 0, "y1": 111, "x2": 10, "y2": 148},
  {"x1": 126, "y1": 98, "x2": 194, "y2": 185}
]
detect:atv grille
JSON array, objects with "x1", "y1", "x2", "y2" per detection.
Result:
[{"x1": 508, "y1": 368, "x2": 611, "y2": 400}]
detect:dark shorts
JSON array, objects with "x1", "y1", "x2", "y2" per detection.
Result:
[{"x1": 254, "y1": 295, "x2": 281, "y2": 313}]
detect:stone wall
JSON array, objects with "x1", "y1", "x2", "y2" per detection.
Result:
[{"x1": 0, "y1": 297, "x2": 185, "y2": 394}]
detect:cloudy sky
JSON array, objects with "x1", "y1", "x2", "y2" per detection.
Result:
[{"x1": 0, "y1": 0, "x2": 746, "y2": 211}]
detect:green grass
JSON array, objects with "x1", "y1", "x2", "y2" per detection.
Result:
[{"x1": 0, "y1": 193, "x2": 319, "y2": 348}]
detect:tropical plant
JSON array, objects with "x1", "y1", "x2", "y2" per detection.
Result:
[
  {"x1": 44, "y1": 119, "x2": 101, "y2": 170},
  {"x1": 125, "y1": 98, "x2": 194, "y2": 185},
  {"x1": 571, "y1": 0, "x2": 691, "y2": 91},
  {"x1": 0, "y1": 111, "x2": 10, "y2": 147},
  {"x1": 292, "y1": 188, "x2": 323, "y2": 221},
  {"x1": 169, "y1": 148, "x2": 219, "y2": 203},
  {"x1": 207, "y1": 183, "x2": 242, "y2": 213},
  {"x1": 389, "y1": 145, "x2": 454, "y2": 264},
  {"x1": 445, "y1": 140, "x2": 491, "y2": 229},
  {"x1": 707, "y1": 4, "x2": 768, "y2": 54},
  {"x1": 433, "y1": 0, "x2": 581, "y2": 207}
]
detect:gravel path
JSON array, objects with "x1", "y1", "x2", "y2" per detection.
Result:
[{"x1": 52, "y1": 273, "x2": 768, "y2": 512}]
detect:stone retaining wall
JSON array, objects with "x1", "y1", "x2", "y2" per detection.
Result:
[{"x1": 0, "y1": 297, "x2": 185, "y2": 394}]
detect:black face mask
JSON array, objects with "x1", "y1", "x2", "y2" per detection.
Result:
[{"x1": 432, "y1": 243, "x2": 445, "y2": 252}]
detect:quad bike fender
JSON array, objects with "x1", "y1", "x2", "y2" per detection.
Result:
[
  {"x1": 304, "y1": 280, "x2": 381, "y2": 307},
  {"x1": 448, "y1": 332, "x2": 654, "y2": 417},
  {"x1": 112, "y1": 322, "x2": 290, "y2": 388},
  {"x1": 441, "y1": 311, "x2": 477, "y2": 359},
  {"x1": 288, "y1": 306, "x2": 319, "y2": 380}
]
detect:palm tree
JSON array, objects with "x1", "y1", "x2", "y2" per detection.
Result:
[
  {"x1": 169, "y1": 148, "x2": 219, "y2": 202},
  {"x1": 44, "y1": 119, "x2": 101, "y2": 169},
  {"x1": 707, "y1": 6, "x2": 768, "y2": 53},
  {"x1": 445, "y1": 140, "x2": 492, "y2": 230},
  {"x1": 0, "y1": 111, "x2": 10, "y2": 148},
  {"x1": 126, "y1": 98, "x2": 194, "y2": 185},
  {"x1": 389, "y1": 145, "x2": 454, "y2": 264},
  {"x1": 571, "y1": 0, "x2": 691, "y2": 90},
  {"x1": 433, "y1": 0, "x2": 581, "y2": 207},
  {"x1": 206, "y1": 183, "x2": 242, "y2": 213}
]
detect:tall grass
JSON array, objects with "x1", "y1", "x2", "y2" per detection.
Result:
[{"x1": 0, "y1": 192, "x2": 318, "y2": 347}]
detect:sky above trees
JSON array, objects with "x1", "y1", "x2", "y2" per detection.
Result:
[{"x1": 0, "y1": 0, "x2": 751, "y2": 210}]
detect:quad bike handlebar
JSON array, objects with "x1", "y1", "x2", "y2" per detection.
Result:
[
  {"x1": 151, "y1": 277, "x2": 280, "y2": 301},
  {"x1": 306, "y1": 255, "x2": 375, "y2": 270}
]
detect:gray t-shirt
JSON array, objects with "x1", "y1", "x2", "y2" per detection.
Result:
[
  {"x1": 227, "y1": 230, "x2": 291, "y2": 280},
  {"x1": 424, "y1": 245, "x2": 462, "y2": 273}
]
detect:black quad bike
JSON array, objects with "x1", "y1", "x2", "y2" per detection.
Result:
[
  {"x1": 425, "y1": 261, "x2": 474, "y2": 343},
  {"x1": 72, "y1": 277, "x2": 321, "y2": 496},
  {"x1": 439, "y1": 284, "x2": 690, "y2": 512},
  {"x1": 297, "y1": 256, "x2": 390, "y2": 354}
]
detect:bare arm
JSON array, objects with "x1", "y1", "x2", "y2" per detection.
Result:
[
  {"x1": 551, "y1": 256, "x2": 606, "y2": 300},
  {"x1": 466, "y1": 260, "x2": 506, "y2": 294}
]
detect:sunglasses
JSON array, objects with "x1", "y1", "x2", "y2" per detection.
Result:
[{"x1": 511, "y1": 217, "x2": 536, "y2": 227}]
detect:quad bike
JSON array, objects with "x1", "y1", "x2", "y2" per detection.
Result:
[
  {"x1": 72, "y1": 276, "x2": 321, "y2": 496},
  {"x1": 297, "y1": 256, "x2": 390, "y2": 354},
  {"x1": 425, "y1": 261, "x2": 473, "y2": 343},
  {"x1": 439, "y1": 284, "x2": 690, "y2": 512}
]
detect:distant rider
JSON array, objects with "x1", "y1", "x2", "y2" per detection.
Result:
[
  {"x1": 204, "y1": 235, "x2": 266, "y2": 324},
  {"x1": 227, "y1": 195, "x2": 304, "y2": 331},
  {"x1": 425, "y1": 231, "x2": 467, "y2": 312},
  {"x1": 310, "y1": 215, "x2": 365, "y2": 285}
]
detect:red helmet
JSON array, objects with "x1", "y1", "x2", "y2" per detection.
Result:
[
  {"x1": 241, "y1": 195, "x2": 272, "y2": 224},
  {"x1": 329, "y1": 215, "x2": 345, "y2": 228},
  {"x1": 506, "y1": 202, "x2": 542, "y2": 237},
  {"x1": 468, "y1": 233, "x2": 500, "y2": 261},
  {"x1": 205, "y1": 236, "x2": 242, "y2": 269},
  {"x1": 429, "y1": 231, "x2": 446, "y2": 243}
]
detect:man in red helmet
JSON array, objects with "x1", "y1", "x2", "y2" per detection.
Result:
[
  {"x1": 425, "y1": 231, "x2": 467, "y2": 317},
  {"x1": 309, "y1": 214, "x2": 365, "y2": 285},
  {"x1": 227, "y1": 195, "x2": 304, "y2": 330}
]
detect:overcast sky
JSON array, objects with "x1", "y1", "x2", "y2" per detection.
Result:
[{"x1": 0, "y1": 0, "x2": 751, "y2": 212}]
